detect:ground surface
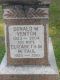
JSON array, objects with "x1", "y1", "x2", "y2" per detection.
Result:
[{"x1": 49, "y1": 0, "x2": 60, "y2": 71}]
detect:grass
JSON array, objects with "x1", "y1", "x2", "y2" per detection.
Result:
[
  {"x1": 49, "y1": 0, "x2": 60, "y2": 70},
  {"x1": 0, "y1": 37, "x2": 5, "y2": 63},
  {"x1": 0, "y1": 0, "x2": 60, "y2": 70},
  {"x1": 0, "y1": 23, "x2": 4, "y2": 36},
  {"x1": 0, "y1": 5, "x2": 5, "y2": 63}
]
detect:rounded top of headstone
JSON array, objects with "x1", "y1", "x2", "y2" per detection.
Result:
[{"x1": 0, "y1": 0, "x2": 51, "y2": 5}]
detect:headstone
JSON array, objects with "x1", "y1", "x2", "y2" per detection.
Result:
[
  {"x1": 0, "y1": 0, "x2": 59, "y2": 80},
  {"x1": 3, "y1": 1, "x2": 49, "y2": 65}
]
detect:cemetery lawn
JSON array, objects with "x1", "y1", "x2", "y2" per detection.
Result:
[
  {"x1": 0, "y1": 36, "x2": 5, "y2": 62},
  {"x1": 49, "y1": 0, "x2": 60, "y2": 70},
  {"x1": 0, "y1": 0, "x2": 60, "y2": 71}
]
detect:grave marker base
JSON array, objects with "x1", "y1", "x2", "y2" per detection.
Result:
[{"x1": 0, "y1": 38, "x2": 59, "y2": 80}]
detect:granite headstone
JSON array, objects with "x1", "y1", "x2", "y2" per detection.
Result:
[
  {"x1": 3, "y1": 5, "x2": 49, "y2": 65},
  {"x1": 0, "y1": 0, "x2": 59, "y2": 80}
]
